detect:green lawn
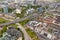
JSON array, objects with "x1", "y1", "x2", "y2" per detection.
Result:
[
  {"x1": 20, "y1": 19, "x2": 29, "y2": 26},
  {"x1": 0, "y1": 18, "x2": 9, "y2": 24},
  {"x1": 26, "y1": 28, "x2": 39, "y2": 40}
]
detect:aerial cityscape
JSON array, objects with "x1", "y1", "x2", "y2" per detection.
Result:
[{"x1": 0, "y1": 0, "x2": 60, "y2": 40}]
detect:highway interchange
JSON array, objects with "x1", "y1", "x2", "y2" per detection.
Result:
[{"x1": 0, "y1": 13, "x2": 60, "y2": 40}]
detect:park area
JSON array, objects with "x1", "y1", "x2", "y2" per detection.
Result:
[{"x1": 26, "y1": 28, "x2": 39, "y2": 40}]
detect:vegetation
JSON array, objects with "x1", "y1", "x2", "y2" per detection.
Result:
[
  {"x1": 20, "y1": 19, "x2": 29, "y2": 26},
  {"x1": 45, "y1": 13, "x2": 54, "y2": 17},
  {"x1": 8, "y1": 8, "x2": 15, "y2": 13},
  {"x1": 44, "y1": 4, "x2": 49, "y2": 9},
  {"x1": 0, "y1": 8, "x2": 3, "y2": 12},
  {"x1": 0, "y1": 26, "x2": 7, "y2": 37},
  {"x1": 26, "y1": 28, "x2": 39, "y2": 40},
  {"x1": 15, "y1": 7, "x2": 27, "y2": 18},
  {"x1": 17, "y1": 28, "x2": 24, "y2": 40},
  {"x1": 0, "y1": 18, "x2": 9, "y2": 24},
  {"x1": 9, "y1": 22, "x2": 18, "y2": 27},
  {"x1": 0, "y1": 24, "x2": 18, "y2": 37},
  {"x1": 48, "y1": 28, "x2": 53, "y2": 33},
  {"x1": 27, "y1": 4, "x2": 41, "y2": 9}
]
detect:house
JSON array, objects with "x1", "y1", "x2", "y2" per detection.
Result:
[{"x1": 26, "y1": 8, "x2": 35, "y2": 14}]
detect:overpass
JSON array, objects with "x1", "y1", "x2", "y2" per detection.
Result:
[{"x1": 0, "y1": 13, "x2": 39, "y2": 27}]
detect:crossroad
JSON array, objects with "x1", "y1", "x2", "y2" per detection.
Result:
[{"x1": 0, "y1": 13, "x2": 39, "y2": 27}]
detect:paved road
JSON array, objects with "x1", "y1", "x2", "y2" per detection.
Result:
[
  {"x1": 1, "y1": 16, "x2": 32, "y2": 40},
  {"x1": 0, "y1": 13, "x2": 39, "y2": 27},
  {"x1": 16, "y1": 23, "x2": 32, "y2": 40}
]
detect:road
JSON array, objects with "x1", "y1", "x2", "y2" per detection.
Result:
[
  {"x1": 1, "y1": 16, "x2": 32, "y2": 40},
  {"x1": 0, "y1": 13, "x2": 39, "y2": 27},
  {"x1": 16, "y1": 23, "x2": 32, "y2": 40}
]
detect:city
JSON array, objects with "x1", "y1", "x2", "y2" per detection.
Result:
[{"x1": 0, "y1": 0, "x2": 60, "y2": 40}]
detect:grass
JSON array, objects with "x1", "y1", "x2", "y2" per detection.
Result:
[
  {"x1": 48, "y1": 28, "x2": 53, "y2": 33},
  {"x1": 0, "y1": 26, "x2": 7, "y2": 37},
  {"x1": 0, "y1": 23, "x2": 18, "y2": 37},
  {"x1": 0, "y1": 18, "x2": 9, "y2": 24},
  {"x1": 20, "y1": 19, "x2": 29, "y2": 26},
  {"x1": 45, "y1": 13, "x2": 54, "y2": 17},
  {"x1": 26, "y1": 28, "x2": 39, "y2": 40}
]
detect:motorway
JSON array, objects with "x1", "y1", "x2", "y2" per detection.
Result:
[
  {"x1": 0, "y1": 13, "x2": 60, "y2": 40},
  {"x1": 0, "y1": 13, "x2": 39, "y2": 27},
  {"x1": 1, "y1": 16, "x2": 32, "y2": 40},
  {"x1": 16, "y1": 23, "x2": 32, "y2": 40}
]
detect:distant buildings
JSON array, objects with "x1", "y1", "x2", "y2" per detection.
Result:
[
  {"x1": 26, "y1": 20, "x2": 60, "y2": 40},
  {"x1": 37, "y1": 7, "x2": 44, "y2": 13},
  {"x1": 55, "y1": 16, "x2": 60, "y2": 25},
  {"x1": 3, "y1": 5, "x2": 8, "y2": 13},
  {"x1": 15, "y1": 8, "x2": 21, "y2": 14},
  {"x1": 26, "y1": 8, "x2": 35, "y2": 14}
]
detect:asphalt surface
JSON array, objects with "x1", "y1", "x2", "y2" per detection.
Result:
[
  {"x1": 16, "y1": 23, "x2": 32, "y2": 40},
  {"x1": 1, "y1": 16, "x2": 32, "y2": 40},
  {"x1": 0, "y1": 13, "x2": 39, "y2": 27}
]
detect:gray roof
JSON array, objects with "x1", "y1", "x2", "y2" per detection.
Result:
[
  {"x1": 6, "y1": 27, "x2": 22, "y2": 40},
  {"x1": 6, "y1": 29, "x2": 22, "y2": 39}
]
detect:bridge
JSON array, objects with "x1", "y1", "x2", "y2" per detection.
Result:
[{"x1": 0, "y1": 13, "x2": 39, "y2": 27}]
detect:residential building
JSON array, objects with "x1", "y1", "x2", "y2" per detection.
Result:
[
  {"x1": 26, "y1": 8, "x2": 35, "y2": 14},
  {"x1": 26, "y1": 21, "x2": 38, "y2": 30},
  {"x1": 0, "y1": 26, "x2": 22, "y2": 40}
]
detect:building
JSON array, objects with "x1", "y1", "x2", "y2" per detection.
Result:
[
  {"x1": 55, "y1": 16, "x2": 60, "y2": 25},
  {"x1": 37, "y1": 7, "x2": 44, "y2": 13},
  {"x1": 26, "y1": 21, "x2": 38, "y2": 30},
  {"x1": 25, "y1": 0, "x2": 35, "y2": 5},
  {"x1": 15, "y1": 8, "x2": 21, "y2": 14},
  {"x1": 3, "y1": 5, "x2": 8, "y2": 13},
  {"x1": 26, "y1": 8, "x2": 35, "y2": 14},
  {"x1": 0, "y1": 26, "x2": 22, "y2": 40}
]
